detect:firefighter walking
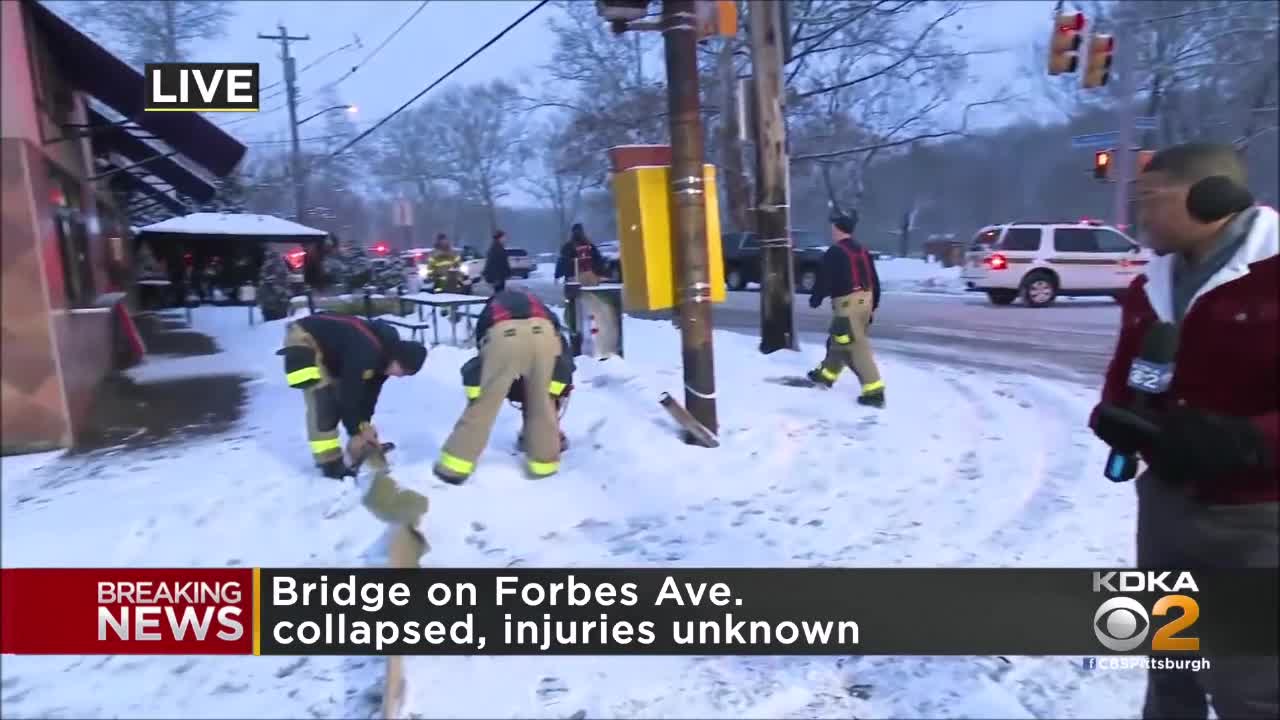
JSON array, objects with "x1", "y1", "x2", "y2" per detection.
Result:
[
  {"x1": 434, "y1": 290, "x2": 574, "y2": 485},
  {"x1": 427, "y1": 233, "x2": 465, "y2": 293},
  {"x1": 807, "y1": 209, "x2": 886, "y2": 407},
  {"x1": 278, "y1": 313, "x2": 427, "y2": 478}
]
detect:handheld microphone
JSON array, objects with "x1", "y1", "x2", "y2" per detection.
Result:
[{"x1": 1104, "y1": 322, "x2": 1178, "y2": 482}]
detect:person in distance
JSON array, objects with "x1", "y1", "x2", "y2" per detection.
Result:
[
  {"x1": 483, "y1": 229, "x2": 511, "y2": 294},
  {"x1": 1089, "y1": 142, "x2": 1278, "y2": 720},
  {"x1": 277, "y1": 313, "x2": 427, "y2": 479},
  {"x1": 805, "y1": 208, "x2": 885, "y2": 407},
  {"x1": 555, "y1": 223, "x2": 606, "y2": 286},
  {"x1": 433, "y1": 289, "x2": 574, "y2": 485}
]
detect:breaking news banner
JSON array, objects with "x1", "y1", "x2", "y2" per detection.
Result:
[{"x1": 0, "y1": 568, "x2": 1275, "y2": 657}]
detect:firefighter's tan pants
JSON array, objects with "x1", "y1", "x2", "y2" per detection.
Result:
[
  {"x1": 818, "y1": 291, "x2": 883, "y2": 395},
  {"x1": 283, "y1": 323, "x2": 344, "y2": 465},
  {"x1": 436, "y1": 318, "x2": 562, "y2": 480}
]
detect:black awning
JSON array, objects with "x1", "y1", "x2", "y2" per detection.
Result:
[
  {"x1": 107, "y1": 164, "x2": 188, "y2": 216},
  {"x1": 89, "y1": 110, "x2": 217, "y2": 202},
  {"x1": 24, "y1": 0, "x2": 246, "y2": 178}
]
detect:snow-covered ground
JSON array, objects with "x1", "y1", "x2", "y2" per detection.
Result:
[
  {"x1": 1, "y1": 306, "x2": 1143, "y2": 719},
  {"x1": 874, "y1": 257, "x2": 965, "y2": 294}
]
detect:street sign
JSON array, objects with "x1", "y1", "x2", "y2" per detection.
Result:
[
  {"x1": 1072, "y1": 131, "x2": 1120, "y2": 149},
  {"x1": 1134, "y1": 116, "x2": 1158, "y2": 131}
]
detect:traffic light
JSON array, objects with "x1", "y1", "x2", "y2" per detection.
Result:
[
  {"x1": 1094, "y1": 149, "x2": 1113, "y2": 179},
  {"x1": 1082, "y1": 34, "x2": 1114, "y2": 88},
  {"x1": 1048, "y1": 11, "x2": 1085, "y2": 75}
]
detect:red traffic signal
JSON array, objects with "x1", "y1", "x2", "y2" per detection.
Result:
[
  {"x1": 1058, "y1": 11, "x2": 1085, "y2": 32},
  {"x1": 284, "y1": 247, "x2": 307, "y2": 270},
  {"x1": 1048, "y1": 12, "x2": 1085, "y2": 75}
]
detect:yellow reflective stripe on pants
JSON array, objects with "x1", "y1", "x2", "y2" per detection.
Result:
[
  {"x1": 464, "y1": 386, "x2": 481, "y2": 400},
  {"x1": 310, "y1": 437, "x2": 341, "y2": 454},
  {"x1": 862, "y1": 380, "x2": 885, "y2": 394},
  {"x1": 832, "y1": 334, "x2": 851, "y2": 344},
  {"x1": 438, "y1": 452, "x2": 475, "y2": 476},
  {"x1": 820, "y1": 366, "x2": 840, "y2": 381},
  {"x1": 528, "y1": 459, "x2": 559, "y2": 477},
  {"x1": 549, "y1": 381, "x2": 566, "y2": 396},
  {"x1": 287, "y1": 366, "x2": 322, "y2": 386}
]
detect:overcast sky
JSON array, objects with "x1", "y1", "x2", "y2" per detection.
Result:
[{"x1": 53, "y1": 0, "x2": 1057, "y2": 147}]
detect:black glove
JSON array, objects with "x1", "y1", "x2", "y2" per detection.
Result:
[
  {"x1": 320, "y1": 459, "x2": 354, "y2": 480},
  {"x1": 808, "y1": 294, "x2": 822, "y2": 309},
  {"x1": 1091, "y1": 404, "x2": 1158, "y2": 454},
  {"x1": 1147, "y1": 409, "x2": 1271, "y2": 484}
]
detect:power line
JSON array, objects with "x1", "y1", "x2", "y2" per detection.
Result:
[
  {"x1": 260, "y1": 36, "x2": 363, "y2": 98},
  {"x1": 331, "y1": 0, "x2": 549, "y2": 158},
  {"x1": 319, "y1": 1, "x2": 432, "y2": 92}
]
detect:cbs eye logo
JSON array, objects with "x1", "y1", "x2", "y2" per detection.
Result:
[{"x1": 1093, "y1": 595, "x2": 1200, "y2": 652}]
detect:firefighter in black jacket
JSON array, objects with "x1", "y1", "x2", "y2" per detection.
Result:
[
  {"x1": 806, "y1": 209, "x2": 886, "y2": 407},
  {"x1": 278, "y1": 313, "x2": 427, "y2": 478},
  {"x1": 434, "y1": 290, "x2": 574, "y2": 485}
]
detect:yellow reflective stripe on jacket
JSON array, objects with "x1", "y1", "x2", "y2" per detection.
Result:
[
  {"x1": 309, "y1": 437, "x2": 341, "y2": 454},
  {"x1": 820, "y1": 366, "x2": 840, "y2": 381},
  {"x1": 861, "y1": 380, "x2": 885, "y2": 394},
  {"x1": 528, "y1": 459, "x2": 559, "y2": 476},
  {"x1": 832, "y1": 333, "x2": 852, "y2": 344},
  {"x1": 287, "y1": 366, "x2": 322, "y2": 386},
  {"x1": 438, "y1": 452, "x2": 475, "y2": 476},
  {"x1": 464, "y1": 386, "x2": 481, "y2": 400},
  {"x1": 549, "y1": 380, "x2": 566, "y2": 396}
]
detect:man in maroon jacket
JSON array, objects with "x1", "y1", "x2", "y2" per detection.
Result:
[{"x1": 1090, "y1": 143, "x2": 1278, "y2": 719}]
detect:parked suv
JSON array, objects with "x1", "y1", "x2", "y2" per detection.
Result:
[
  {"x1": 723, "y1": 229, "x2": 826, "y2": 294},
  {"x1": 960, "y1": 221, "x2": 1149, "y2": 307},
  {"x1": 506, "y1": 247, "x2": 534, "y2": 278}
]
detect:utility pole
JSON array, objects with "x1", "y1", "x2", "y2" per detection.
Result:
[
  {"x1": 748, "y1": 0, "x2": 796, "y2": 354},
  {"x1": 662, "y1": 0, "x2": 719, "y2": 436},
  {"x1": 258, "y1": 25, "x2": 310, "y2": 222},
  {"x1": 1110, "y1": 28, "x2": 1137, "y2": 233}
]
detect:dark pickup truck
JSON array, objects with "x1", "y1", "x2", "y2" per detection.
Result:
[{"x1": 722, "y1": 229, "x2": 828, "y2": 294}]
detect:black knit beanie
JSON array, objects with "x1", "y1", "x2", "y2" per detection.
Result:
[
  {"x1": 394, "y1": 340, "x2": 427, "y2": 374},
  {"x1": 830, "y1": 208, "x2": 859, "y2": 235}
]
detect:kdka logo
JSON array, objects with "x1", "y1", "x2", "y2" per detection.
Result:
[
  {"x1": 1092, "y1": 571, "x2": 1201, "y2": 653},
  {"x1": 145, "y1": 63, "x2": 260, "y2": 112}
]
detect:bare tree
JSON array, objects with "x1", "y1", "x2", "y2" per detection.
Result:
[
  {"x1": 522, "y1": 123, "x2": 597, "y2": 238},
  {"x1": 370, "y1": 102, "x2": 451, "y2": 203},
  {"x1": 434, "y1": 81, "x2": 529, "y2": 233},
  {"x1": 67, "y1": 0, "x2": 236, "y2": 67}
]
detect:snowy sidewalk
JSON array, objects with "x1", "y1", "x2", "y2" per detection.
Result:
[{"x1": 1, "y1": 307, "x2": 1142, "y2": 719}]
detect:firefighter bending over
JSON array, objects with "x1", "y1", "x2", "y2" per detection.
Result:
[
  {"x1": 278, "y1": 313, "x2": 427, "y2": 478},
  {"x1": 806, "y1": 209, "x2": 886, "y2": 408},
  {"x1": 433, "y1": 290, "x2": 574, "y2": 485}
]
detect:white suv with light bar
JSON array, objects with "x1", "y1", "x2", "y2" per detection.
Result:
[{"x1": 960, "y1": 220, "x2": 1150, "y2": 307}]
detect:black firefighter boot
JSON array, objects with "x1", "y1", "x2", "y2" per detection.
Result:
[
  {"x1": 857, "y1": 387, "x2": 886, "y2": 408},
  {"x1": 806, "y1": 366, "x2": 836, "y2": 389}
]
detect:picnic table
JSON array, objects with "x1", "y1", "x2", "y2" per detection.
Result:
[{"x1": 398, "y1": 291, "x2": 489, "y2": 347}]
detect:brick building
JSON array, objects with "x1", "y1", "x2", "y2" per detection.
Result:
[{"x1": 1, "y1": 0, "x2": 245, "y2": 452}]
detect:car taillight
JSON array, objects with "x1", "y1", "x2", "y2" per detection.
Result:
[{"x1": 984, "y1": 253, "x2": 1008, "y2": 270}]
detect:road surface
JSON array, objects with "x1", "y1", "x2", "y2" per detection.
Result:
[{"x1": 511, "y1": 277, "x2": 1123, "y2": 384}]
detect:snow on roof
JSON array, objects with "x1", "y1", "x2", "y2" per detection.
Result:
[{"x1": 136, "y1": 213, "x2": 327, "y2": 238}]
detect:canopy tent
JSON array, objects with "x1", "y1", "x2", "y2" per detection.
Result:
[
  {"x1": 136, "y1": 213, "x2": 329, "y2": 244},
  {"x1": 135, "y1": 213, "x2": 333, "y2": 295}
]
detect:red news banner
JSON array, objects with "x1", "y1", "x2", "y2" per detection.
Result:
[{"x1": 1, "y1": 568, "x2": 258, "y2": 655}]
